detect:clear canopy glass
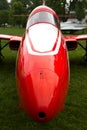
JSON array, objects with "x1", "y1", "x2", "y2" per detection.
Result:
[{"x1": 26, "y1": 11, "x2": 60, "y2": 28}]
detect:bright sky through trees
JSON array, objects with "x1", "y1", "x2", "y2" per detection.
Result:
[{"x1": 7, "y1": 0, "x2": 11, "y2": 3}]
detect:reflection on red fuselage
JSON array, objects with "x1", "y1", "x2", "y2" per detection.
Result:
[{"x1": 16, "y1": 31, "x2": 69, "y2": 122}]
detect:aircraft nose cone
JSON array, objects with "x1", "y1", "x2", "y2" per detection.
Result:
[{"x1": 24, "y1": 69, "x2": 60, "y2": 122}]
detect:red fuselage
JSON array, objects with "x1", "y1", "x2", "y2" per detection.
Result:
[{"x1": 16, "y1": 5, "x2": 69, "y2": 122}]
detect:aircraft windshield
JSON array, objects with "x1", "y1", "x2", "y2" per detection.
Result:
[{"x1": 27, "y1": 11, "x2": 59, "y2": 28}]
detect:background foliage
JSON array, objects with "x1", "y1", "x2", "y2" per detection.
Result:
[{"x1": 0, "y1": 0, "x2": 87, "y2": 26}]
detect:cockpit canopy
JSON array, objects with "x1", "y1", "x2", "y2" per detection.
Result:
[
  {"x1": 25, "y1": 9, "x2": 60, "y2": 55},
  {"x1": 26, "y1": 11, "x2": 60, "y2": 29}
]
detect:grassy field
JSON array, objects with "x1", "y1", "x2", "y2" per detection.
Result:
[{"x1": 0, "y1": 27, "x2": 87, "y2": 130}]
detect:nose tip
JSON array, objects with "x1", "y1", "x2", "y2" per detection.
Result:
[
  {"x1": 24, "y1": 69, "x2": 59, "y2": 122},
  {"x1": 38, "y1": 112, "x2": 46, "y2": 119}
]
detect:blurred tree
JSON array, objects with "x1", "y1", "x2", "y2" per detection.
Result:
[
  {"x1": 0, "y1": 0, "x2": 9, "y2": 10},
  {"x1": 11, "y1": 1, "x2": 27, "y2": 27},
  {"x1": 0, "y1": 10, "x2": 9, "y2": 27},
  {"x1": 0, "y1": 0, "x2": 9, "y2": 26},
  {"x1": 75, "y1": 0, "x2": 85, "y2": 21},
  {"x1": 69, "y1": 0, "x2": 86, "y2": 21}
]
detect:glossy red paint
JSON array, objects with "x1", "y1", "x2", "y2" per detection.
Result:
[{"x1": 16, "y1": 6, "x2": 69, "y2": 122}]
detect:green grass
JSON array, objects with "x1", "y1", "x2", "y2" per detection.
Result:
[{"x1": 0, "y1": 27, "x2": 87, "y2": 130}]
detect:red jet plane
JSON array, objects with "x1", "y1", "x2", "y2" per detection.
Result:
[{"x1": 0, "y1": 3, "x2": 87, "y2": 123}]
